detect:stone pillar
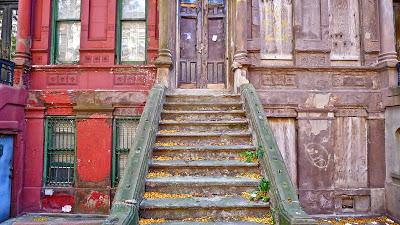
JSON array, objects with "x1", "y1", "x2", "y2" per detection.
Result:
[
  {"x1": 14, "y1": 0, "x2": 33, "y2": 86},
  {"x1": 233, "y1": 0, "x2": 250, "y2": 93},
  {"x1": 378, "y1": 0, "x2": 398, "y2": 65},
  {"x1": 154, "y1": 0, "x2": 172, "y2": 87},
  {"x1": 234, "y1": 0, "x2": 249, "y2": 63}
]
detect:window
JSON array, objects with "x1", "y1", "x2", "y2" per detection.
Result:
[
  {"x1": 0, "y1": 2, "x2": 18, "y2": 60},
  {"x1": 112, "y1": 117, "x2": 139, "y2": 186},
  {"x1": 51, "y1": 0, "x2": 81, "y2": 64},
  {"x1": 44, "y1": 117, "x2": 76, "y2": 186},
  {"x1": 117, "y1": 0, "x2": 147, "y2": 63}
]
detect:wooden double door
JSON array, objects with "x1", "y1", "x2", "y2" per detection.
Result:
[{"x1": 178, "y1": 0, "x2": 226, "y2": 89}]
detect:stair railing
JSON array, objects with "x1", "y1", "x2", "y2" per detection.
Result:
[
  {"x1": 241, "y1": 83, "x2": 317, "y2": 225},
  {"x1": 103, "y1": 84, "x2": 167, "y2": 225},
  {"x1": 0, "y1": 59, "x2": 15, "y2": 86}
]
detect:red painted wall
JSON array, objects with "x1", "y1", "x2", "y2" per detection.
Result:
[
  {"x1": 19, "y1": 0, "x2": 159, "y2": 215},
  {"x1": 0, "y1": 85, "x2": 27, "y2": 216}
]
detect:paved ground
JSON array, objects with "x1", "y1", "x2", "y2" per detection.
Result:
[
  {"x1": 1, "y1": 214, "x2": 399, "y2": 225},
  {"x1": 0, "y1": 213, "x2": 106, "y2": 225}
]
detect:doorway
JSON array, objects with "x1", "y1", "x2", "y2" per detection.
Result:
[
  {"x1": 177, "y1": 0, "x2": 227, "y2": 89},
  {"x1": 0, "y1": 135, "x2": 13, "y2": 223}
]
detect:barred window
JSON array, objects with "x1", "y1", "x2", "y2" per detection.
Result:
[
  {"x1": 117, "y1": 0, "x2": 147, "y2": 63},
  {"x1": 44, "y1": 117, "x2": 76, "y2": 186},
  {"x1": 112, "y1": 118, "x2": 139, "y2": 186},
  {"x1": 52, "y1": 0, "x2": 81, "y2": 64}
]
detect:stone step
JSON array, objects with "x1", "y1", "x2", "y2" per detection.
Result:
[
  {"x1": 145, "y1": 176, "x2": 259, "y2": 196},
  {"x1": 163, "y1": 102, "x2": 243, "y2": 111},
  {"x1": 161, "y1": 110, "x2": 247, "y2": 121},
  {"x1": 140, "y1": 196, "x2": 270, "y2": 220},
  {"x1": 155, "y1": 132, "x2": 252, "y2": 146},
  {"x1": 165, "y1": 94, "x2": 241, "y2": 103},
  {"x1": 149, "y1": 160, "x2": 259, "y2": 176},
  {"x1": 148, "y1": 222, "x2": 266, "y2": 225},
  {"x1": 152, "y1": 145, "x2": 256, "y2": 160},
  {"x1": 159, "y1": 120, "x2": 249, "y2": 133}
]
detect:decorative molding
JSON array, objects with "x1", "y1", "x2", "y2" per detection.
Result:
[{"x1": 47, "y1": 73, "x2": 78, "y2": 85}]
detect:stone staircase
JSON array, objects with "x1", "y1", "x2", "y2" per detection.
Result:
[{"x1": 139, "y1": 92, "x2": 271, "y2": 224}]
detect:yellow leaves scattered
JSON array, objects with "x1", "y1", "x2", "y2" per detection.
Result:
[
  {"x1": 241, "y1": 192, "x2": 253, "y2": 200},
  {"x1": 155, "y1": 141, "x2": 182, "y2": 147},
  {"x1": 183, "y1": 217, "x2": 212, "y2": 222},
  {"x1": 210, "y1": 142, "x2": 228, "y2": 146},
  {"x1": 144, "y1": 192, "x2": 193, "y2": 199},
  {"x1": 139, "y1": 218, "x2": 167, "y2": 225},
  {"x1": 146, "y1": 171, "x2": 172, "y2": 178},
  {"x1": 152, "y1": 156, "x2": 206, "y2": 161},
  {"x1": 159, "y1": 129, "x2": 178, "y2": 134},
  {"x1": 317, "y1": 217, "x2": 399, "y2": 225},
  {"x1": 237, "y1": 172, "x2": 263, "y2": 180},
  {"x1": 152, "y1": 156, "x2": 175, "y2": 161},
  {"x1": 241, "y1": 214, "x2": 274, "y2": 224}
]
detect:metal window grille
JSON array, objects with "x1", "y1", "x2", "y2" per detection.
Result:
[
  {"x1": 112, "y1": 117, "x2": 139, "y2": 186},
  {"x1": 0, "y1": 59, "x2": 15, "y2": 86},
  {"x1": 397, "y1": 62, "x2": 400, "y2": 86},
  {"x1": 44, "y1": 117, "x2": 76, "y2": 186}
]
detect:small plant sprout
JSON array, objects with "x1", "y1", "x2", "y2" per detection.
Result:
[
  {"x1": 256, "y1": 145, "x2": 264, "y2": 159},
  {"x1": 240, "y1": 150, "x2": 257, "y2": 163},
  {"x1": 243, "y1": 178, "x2": 271, "y2": 203}
]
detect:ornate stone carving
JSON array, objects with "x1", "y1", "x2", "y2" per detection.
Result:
[{"x1": 47, "y1": 73, "x2": 78, "y2": 85}]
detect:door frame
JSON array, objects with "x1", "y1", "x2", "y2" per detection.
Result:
[
  {"x1": 175, "y1": 0, "x2": 231, "y2": 89},
  {"x1": 0, "y1": 135, "x2": 14, "y2": 223}
]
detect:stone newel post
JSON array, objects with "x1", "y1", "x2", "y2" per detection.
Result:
[
  {"x1": 233, "y1": 0, "x2": 250, "y2": 93},
  {"x1": 154, "y1": 0, "x2": 173, "y2": 87}
]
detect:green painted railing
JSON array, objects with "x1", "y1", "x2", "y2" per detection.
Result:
[
  {"x1": 103, "y1": 84, "x2": 166, "y2": 225},
  {"x1": 241, "y1": 83, "x2": 317, "y2": 225}
]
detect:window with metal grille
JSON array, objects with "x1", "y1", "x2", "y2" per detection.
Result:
[
  {"x1": 44, "y1": 117, "x2": 76, "y2": 186},
  {"x1": 116, "y1": 0, "x2": 147, "y2": 64},
  {"x1": 51, "y1": 0, "x2": 81, "y2": 64},
  {"x1": 112, "y1": 117, "x2": 139, "y2": 186}
]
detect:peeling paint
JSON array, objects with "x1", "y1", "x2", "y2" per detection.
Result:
[
  {"x1": 305, "y1": 94, "x2": 331, "y2": 109},
  {"x1": 309, "y1": 120, "x2": 328, "y2": 136},
  {"x1": 82, "y1": 191, "x2": 110, "y2": 210}
]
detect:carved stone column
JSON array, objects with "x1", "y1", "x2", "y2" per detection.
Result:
[
  {"x1": 14, "y1": 0, "x2": 33, "y2": 86},
  {"x1": 233, "y1": 0, "x2": 250, "y2": 93},
  {"x1": 378, "y1": 0, "x2": 398, "y2": 65},
  {"x1": 154, "y1": 0, "x2": 173, "y2": 87}
]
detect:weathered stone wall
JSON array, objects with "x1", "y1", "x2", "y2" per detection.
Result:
[
  {"x1": 249, "y1": 67, "x2": 385, "y2": 215},
  {"x1": 247, "y1": 0, "x2": 385, "y2": 215},
  {"x1": 385, "y1": 90, "x2": 400, "y2": 220},
  {"x1": 248, "y1": 0, "x2": 379, "y2": 66}
]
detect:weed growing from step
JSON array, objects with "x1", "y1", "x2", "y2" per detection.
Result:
[
  {"x1": 256, "y1": 145, "x2": 265, "y2": 158},
  {"x1": 240, "y1": 146, "x2": 264, "y2": 163},
  {"x1": 240, "y1": 150, "x2": 257, "y2": 162},
  {"x1": 242, "y1": 178, "x2": 271, "y2": 203}
]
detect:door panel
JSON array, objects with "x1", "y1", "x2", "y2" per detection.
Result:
[
  {"x1": 0, "y1": 136, "x2": 13, "y2": 222},
  {"x1": 178, "y1": 0, "x2": 226, "y2": 88},
  {"x1": 179, "y1": 2, "x2": 199, "y2": 86},
  {"x1": 207, "y1": 4, "x2": 225, "y2": 84}
]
